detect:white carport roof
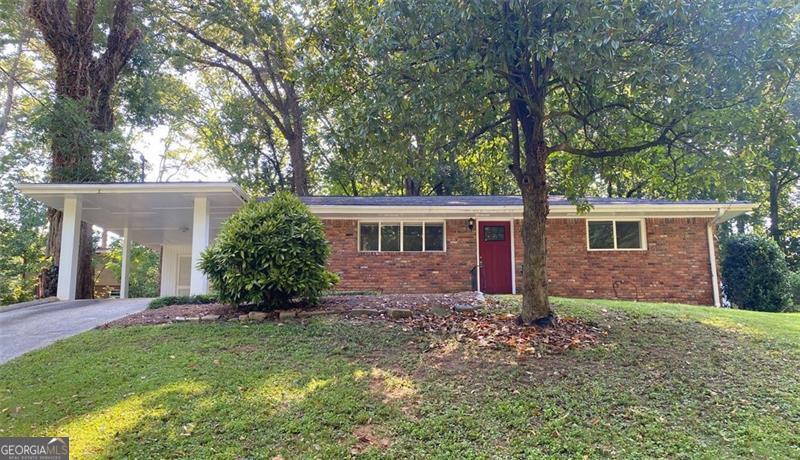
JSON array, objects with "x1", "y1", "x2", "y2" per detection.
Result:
[{"x1": 16, "y1": 182, "x2": 248, "y2": 248}]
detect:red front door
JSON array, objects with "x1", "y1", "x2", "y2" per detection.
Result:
[{"x1": 479, "y1": 221, "x2": 513, "y2": 294}]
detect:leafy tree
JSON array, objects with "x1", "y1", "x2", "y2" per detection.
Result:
[
  {"x1": 308, "y1": 0, "x2": 516, "y2": 197},
  {"x1": 158, "y1": 0, "x2": 315, "y2": 195},
  {"x1": 99, "y1": 240, "x2": 160, "y2": 298},
  {"x1": 197, "y1": 74, "x2": 293, "y2": 196},
  {"x1": 357, "y1": 0, "x2": 796, "y2": 324},
  {"x1": 27, "y1": 0, "x2": 142, "y2": 298},
  {"x1": 740, "y1": 84, "x2": 800, "y2": 251}
]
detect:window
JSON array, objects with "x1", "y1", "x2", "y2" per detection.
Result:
[
  {"x1": 424, "y1": 223, "x2": 444, "y2": 251},
  {"x1": 483, "y1": 225, "x2": 506, "y2": 241},
  {"x1": 381, "y1": 223, "x2": 401, "y2": 251},
  {"x1": 403, "y1": 223, "x2": 423, "y2": 251},
  {"x1": 587, "y1": 220, "x2": 645, "y2": 250},
  {"x1": 359, "y1": 223, "x2": 379, "y2": 251},
  {"x1": 358, "y1": 221, "x2": 446, "y2": 252}
]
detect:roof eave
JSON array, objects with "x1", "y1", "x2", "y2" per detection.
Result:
[
  {"x1": 307, "y1": 202, "x2": 756, "y2": 219},
  {"x1": 16, "y1": 182, "x2": 249, "y2": 202}
]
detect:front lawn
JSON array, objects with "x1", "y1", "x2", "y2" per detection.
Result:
[{"x1": 1, "y1": 297, "x2": 799, "y2": 458}]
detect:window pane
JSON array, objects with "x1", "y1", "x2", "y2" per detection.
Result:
[
  {"x1": 616, "y1": 221, "x2": 642, "y2": 249},
  {"x1": 359, "y1": 223, "x2": 378, "y2": 251},
  {"x1": 588, "y1": 221, "x2": 614, "y2": 249},
  {"x1": 484, "y1": 225, "x2": 505, "y2": 241},
  {"x1": 381, "y1": 224, "x2": 401, "y2": 251},
  {"x1": 403, "y1": 224, "x2": 423, "y2": 251},
  {"x1": 425, "y1": 223, "x2": 444, "y2": 251}
]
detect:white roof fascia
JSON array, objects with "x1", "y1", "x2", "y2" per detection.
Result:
[
  {"x1": 307, "y1": 202, "x2": 755, "y2": 220},
  {"x1": 16, "y1": 182, "x2": 249, "y2": 202}
]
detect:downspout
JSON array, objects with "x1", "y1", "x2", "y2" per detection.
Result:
[{"x1": 707, "y1": 209, "x2": 724, "y2": 307}]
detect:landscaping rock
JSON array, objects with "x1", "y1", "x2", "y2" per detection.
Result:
[
  {"x1": 201, "y1": 314, "x2": 221, "y2": 322},
  {"x1": 186, "y1": 316, "x2": 201, "y2": 322},
  {"x1": 429, "y1": 306, "x2": 452, "y2": 317},
  {"x1": 248, "y1": 312, "x2": 268, "y2": 321},
  {"x1": 175, "y1": 316, "x2": 187, "y2": 322},
  {"x1": 387, "y1": 308, "x2": 413, "y2": 319},
  {"x1": 238, "y1": 314, "x2": 250, "y2": 322},
  {"x1": 279, "y1": 310, "x2": 297, "y2": 320},
  {"x1": 350, "y1": 308, "x2": 380, "y2": 316},
  {"x1": 454, "y1": 304, "x2": 477, "y2": 313}
]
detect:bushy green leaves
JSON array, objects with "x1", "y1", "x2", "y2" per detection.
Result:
[
  {"x1": 721, "y1": 234, "x2": 792, "y2": 312},
  {"x1": 200, "y1": 192, "x2": 337, "y2": 308}
]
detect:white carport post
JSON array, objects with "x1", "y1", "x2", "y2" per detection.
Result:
[
  {"x1": 56, "y1": 196, "x2": 82, "y2": 300},
  {"x1": 190, "y1": 196, "x2": 210, "y2": 295},
  {"x1": 120, "y1": 227, "x2": 130, "y2": 299}
]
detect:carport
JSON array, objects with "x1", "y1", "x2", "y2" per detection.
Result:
[{"x1": 17, "y1": 182, "x2": 248, "y2": 300}]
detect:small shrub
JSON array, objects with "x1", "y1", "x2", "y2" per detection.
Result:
[
  {"x1": 148, "y1": 294, "x2": 217, "y2": 309},
  {"x1": 721, "y1": 234, "x2": 791, "y2": 312},
  {"x1": 199, "y1": 192, "x2": 338, "y2": 308}
]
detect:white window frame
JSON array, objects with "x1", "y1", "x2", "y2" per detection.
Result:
[
  {"x1": 357, "y1": 220, "x2": 447, "y2": 252},
  {"x1": 586, "y1": 218, "x2": 647, "y2": 251}
]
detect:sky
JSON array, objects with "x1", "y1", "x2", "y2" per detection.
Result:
[{"x1": 135, "y1": 125, "x2": 228, "y2": 183}]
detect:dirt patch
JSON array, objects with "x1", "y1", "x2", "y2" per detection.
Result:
[{"x1": 350, "y1": 424, "x2": 391, "y2": 454}]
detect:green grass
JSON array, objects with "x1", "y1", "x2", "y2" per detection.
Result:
[{"x1": 1, "y1": 297, "x2": 799, "y2": 458}]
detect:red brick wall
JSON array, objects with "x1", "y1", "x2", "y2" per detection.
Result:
[
  {"x1": 514, "y1": 218, "x2": 717, "y2": 305},
  {"x1": 322, "y1": 219, "x2": 477, "y2": 293},
  {"x1": 322, "y1": 217, "x2": 718, "y2": 305}
]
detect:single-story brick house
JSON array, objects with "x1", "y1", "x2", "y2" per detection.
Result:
[{"x1": 18, "y1": 182, "x2": 752, "y2": 306}]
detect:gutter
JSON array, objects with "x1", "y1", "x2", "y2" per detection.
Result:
[{"x1": 707, "y1": 208, "x2": 726, "y2": 307}]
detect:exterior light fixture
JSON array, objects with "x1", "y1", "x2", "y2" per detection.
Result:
[{"x1": 468, "y1": 218, "x2": 475, "y2": 230}]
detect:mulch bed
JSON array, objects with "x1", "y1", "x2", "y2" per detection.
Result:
[
  {"x1": 101, "y1": 292, "x2": 604, "y2": 355},
  {"x1": 100, "y1": 303, "x2": 239, "y2": 328}
]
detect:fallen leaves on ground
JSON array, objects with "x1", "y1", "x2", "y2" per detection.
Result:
[{"x1": 396, "y1": 312, "x2": 605, "y2": 356}]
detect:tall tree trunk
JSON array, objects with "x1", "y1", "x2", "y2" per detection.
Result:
[
  {"x1": 29, "y1": 0, "x2": 141, "y2": 299},
  {"x1": 287, "y1": 133, "x2": 308, "y2": 195},
  {"x1": 404, "y1": 177, "x2": 420, "y2": 196},
  {"x1": 286, "y1": 87, "x2": 308, "y2": 196},
  {"x1": 768, "y1": 173, "x2": 781, "y2": 247},
  {"x1": 518, "y1": 143, "x2": 551, "y2": 324},
  {"x1": 506, "y1": 49, "x2": 553, "y2": 324}
]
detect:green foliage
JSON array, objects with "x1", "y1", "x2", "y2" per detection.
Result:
[
  {"x1": 200, "y1": 192, "x2": 338, "y2": 308},
  {"x1": 787, "y1": 272, "x2": 800, "y2": 312},
  {"x1": 721, "y1": 235, "x2": 791, "y2": 312},
  {"x1": 148, "y1": 294, "x2": 218, "y2": 309},
  {"x1": 30, "y1": 98, "x2": 140, "y2": 183},
  {"x1": 100, "y1": 240, "x2": 161, "y2": 299}
]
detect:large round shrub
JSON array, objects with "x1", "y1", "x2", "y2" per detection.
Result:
[
  {"x1": 200, "y1": 192, "x2": 338, "y2": 308},
  {"x1": 721, "y1": 234, "x2": 790, "y2": 312}
]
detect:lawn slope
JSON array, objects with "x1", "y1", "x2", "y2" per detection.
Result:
[{"x1": 1, "y1": 297, "x2": 798, "y2": 458}]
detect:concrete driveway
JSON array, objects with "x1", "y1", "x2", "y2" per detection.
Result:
[{"x1": 0, "y1": 298, "x2": 150, "y2": 364}]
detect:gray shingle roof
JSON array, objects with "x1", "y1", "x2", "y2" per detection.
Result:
[{"x1": 283, "y1": 195, "x2": 741, "y2": 207}]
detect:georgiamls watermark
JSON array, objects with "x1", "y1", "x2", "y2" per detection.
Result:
[{"x1": 0, "y1": 437, "x2": 69, "y2": 460}]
